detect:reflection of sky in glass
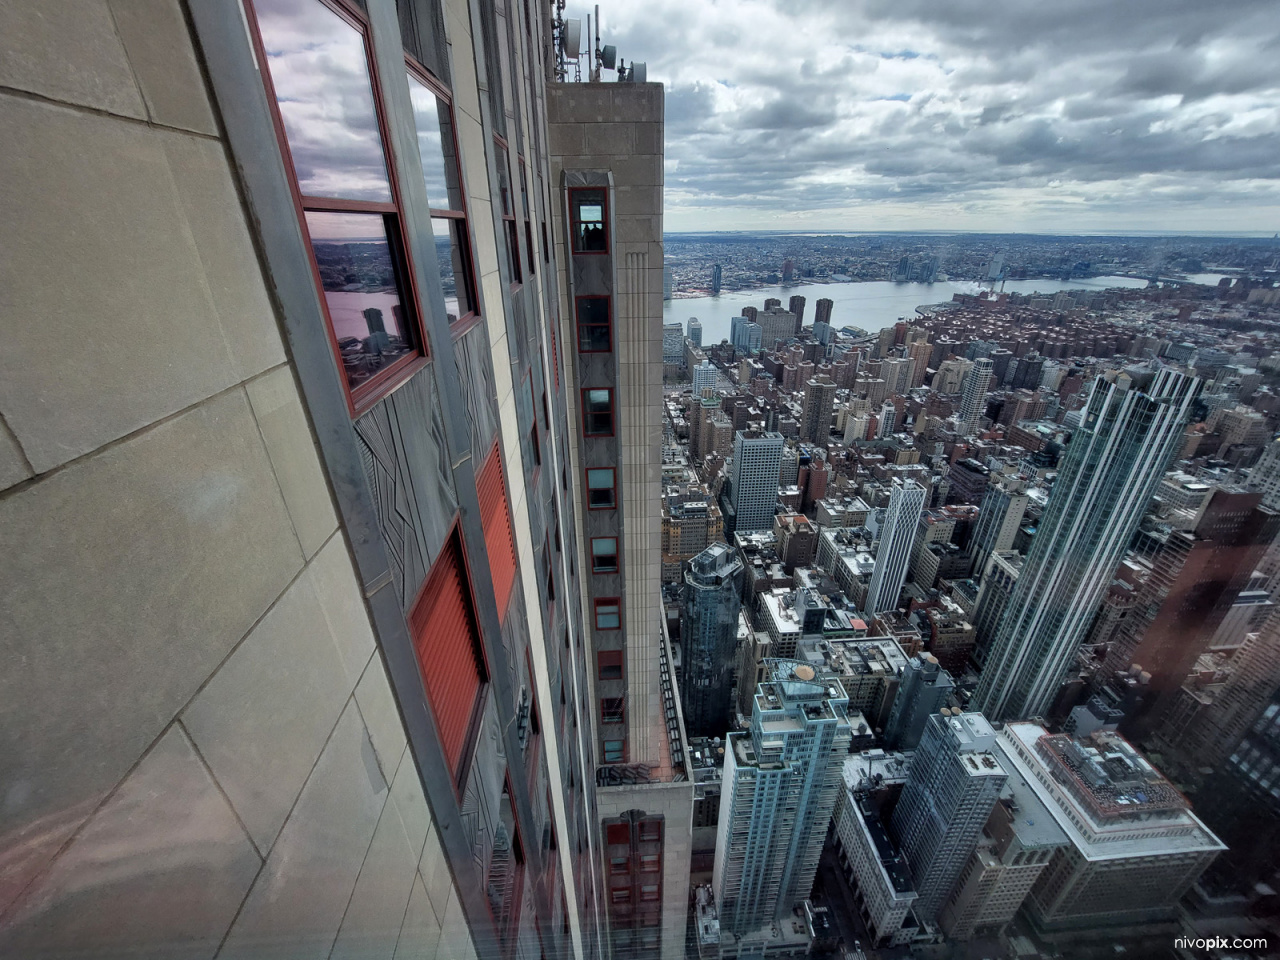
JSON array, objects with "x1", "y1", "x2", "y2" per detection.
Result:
[
  {"x1": 304, "y1": 211, "x2": 411, "y2": 388},
  {"x1": 431, "y1": 218, "x2": 460, "y2": 322},
  {"x1": 408, "y1": 78, "x2": 454, "y2": 211},
  {"x1": 256, "y1": 0, "x2": 391, "y2": 202}
]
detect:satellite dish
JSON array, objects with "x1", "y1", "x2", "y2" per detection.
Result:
[
  {"x1": 601, "y1": 44, "x2": 617, "y2": 70},
  {"x1": 561, "y1": 19, "x2": 581, "y2": 56},
  {"x1": 631, "y1": 61, "x2": 647, "y2": 82}
]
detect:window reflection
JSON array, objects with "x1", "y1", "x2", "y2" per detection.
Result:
[
  {"x1": 255, "y1": 0, "x2": 392, "y2": 202},
  {"x1": 571, "y1": 188, "x2": 607, "y2": 253},
  {"x1": 408, "y1": 78, "x2": 461, "y2": 210},
  {"x1": 304, "y1": 211, "x2": 414, "y2": 390}
]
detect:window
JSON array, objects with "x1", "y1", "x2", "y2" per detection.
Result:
[
  {"x1": 526, "y1": 376, "x2": 541, "y2": 468},
  {"x1": 495, "y1": 140, "x2": 522, "y2": 284},
  {"x1": 606, "y1": 822, "x2": 630, "y2": 845},
  {"x1": 586, "y1": 467, "x2": 616, "y2": 509},
  {"x1": 251, "y1": 0, "x2": 425, "y2": 410},
  {"x1": 407, "y1": 74, "x2": 476, "y2": 325},
  {"x1": 570, "y1": 187, "x2": 607, "y2": 253},
  {"x1": 409, "y1": 531, "x2": 487, "y2": 781},
  {"x1": 640, "y1": 854, "x2": 659, "y2": 872},
  {"x1": 591, "y1": 537, "x2": 618, "y2": 573},
  {"x1": 602, "y1": 697, "x2": 624, "y2": 724},
  {"x1": 611, "y1": 890, "x2": 630, "y2": 904},
  {"x1": 488, "y1": 777, "x2": 525, "y2": 954},
  {"x1": 477, "y1": 443, "x2": 518, "y2": 619},
  {"x1": 576, "y1": 297, "x2": 611, "y2": 353},
  {"x1": 519, "y1": 159, "x2": 535, "y2": 276},
  {"x1": 640, "y1": 884, "x2": 659, "y2": 902},
  {"x1": 543, "y1": 533, "x2": 555, "y2": 602},
  {"x1": 582, "y1": 388, "x2": 614, "y2": 436},
  {"x1": 639, "y1": 819, "x2": 662, "y2": 842},
  {"x1": 604, "y1": 740, "x2": 625, "y2": 763},
  {"x1": 610, "y1": 856, "x2": 629, "y2": 875},
  {"x1": 597, "y1": 650, "x2": 624, "y2": 681},
  {"x1": 595, "y1": 598, "x2": 622, "y2": 630}
]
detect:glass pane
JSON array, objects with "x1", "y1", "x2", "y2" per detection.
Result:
[
  {"x1": 577, "y1": 297, "x2": 610, "y2": 351},
  {"x1": 572, "y1": 188, "x2": 606, "y2": 252},
  {"x1": 587, "y1": 469, "x2": 613, "y2": 490},
  {"x1": 430, "y1": 217, "x2": 468, "y2": 322},
  {"x1": 255, "y1": 0, "x2": 392, "y2": 202},
  {"x1": 305, "y1": 211, "x2": 414, "y2": 391},
  {"x1": 495, "y1": 143, "x2": 512, "y2": 217},
  {"x1": 408, "y1": 77, "x2": 462, "y2": 210}
]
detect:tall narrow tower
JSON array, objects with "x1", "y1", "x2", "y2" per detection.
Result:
[
  {"x1": 973, "y1": 368, "x2": 1201, "y2": 721},
  {"x1": 866, "y1": 479, "x2": 927, "y2": 614},
  {"x1": 680, "y1": 544, "x2": 744, "y2": 737},
  {"x1": 957, "y1": 357, "x2": 993, "y2": 434}
]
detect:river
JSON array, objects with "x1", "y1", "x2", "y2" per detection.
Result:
[{"x1": 662, "y1": 276, "x2": 1152, "y2": 345}]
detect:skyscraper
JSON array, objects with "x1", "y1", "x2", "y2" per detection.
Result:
[
  {"x1": 730, "y1": 315, "x2": 762, "y2": 356},
  {"x1": 866, "y1": 479, "x2": 927, "y2": 614},
  {"x1": 800, "y1": 376, "x2": 836, "y2": 444},
  {"x1": 890, "y1": 712, "x2": 1007, "y2": 922},
  {"x1": 969, "y1": 478, "x2": 1028, "y2": 576},
  {"x1": 973, "y1": 368, "x2": 1202, "y2": 721},
  {"x1": 662, "y1": 321, "x2": 685, "y2": 364},
  {"x1": 680, "y1": 544, "x2": 744, "y2": 737},
  {"x1": 883, "y1": 653, "x2": 956, "y2": 749},
  {"x1": 957, "y1": 357, "x2": 993, "y2": 434},
  {"x1": 711, "y1": 263, "x2": 723, "y2": 295},
  {"x1": 687, "y1": 316, "x2": 703, "y2": 347},
  {"x1": 713, "y1": 661, "x2": 852, "y2": 940},
  {"x1": 788, "y1": 294, "x2": 806, "y2": 333},
  {"x1": 755, "y1": 306, "x2": 797, "y2": 351},
  {"x1": 729, "y1": 430, "x2": 785, "y2": 533}
]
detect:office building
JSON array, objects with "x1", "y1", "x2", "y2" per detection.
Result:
[
  {"x1": 1248, "y1": 436, "x2": 1280, "y2": 511},
  {"x1": 711, "y1": 264, "x2": 723, "y2": 296},
  {"x1": 663, "y1": 322, "x2": 685, "y2": 364},
  {"x1": 890, "y1": 712, "x2": 1007, "y2": 922},
  {"x1": 972, "y1": 552, "x2": 1023, "y2": 667},
  {"x1": 865, "y1": 479, "x2": 927, "y2": 614},
  {"x1": 693, "y1": 360, "x2": 718, "y2": 398},
  {"x1": 800, "y1": 376, "x2": 837, "y2": 444},
  {"x1": 835, "y1": 769, "x2": 920, "y2": 947},
  {"x1": 687, "y1": 317, "x2": 703, "y2": 348},
  {"x1": 755, "y1": 306, "x2": 797, "y2": 351},
  {"x1": 680, "y1": 544, "x2": 744, "y2": 738},
  {"x1": 969, "y1": 479, "x2": 1028, "y2": 576},
  {"x1": 728, "y1": 430, "x2": 785, "y2": 534},
  {"x1": 713, "y1": 661, "x2": 853, "y2": 941},
  {"x1": 998, "y1": 724, "x2": 1224, "y2": 940},
  {"x1": 939, "y1": 769, "x2": 1067, "y2": 940},
  {"x1": 973, "y1": 369, "x2": 1202, "y2": 721},
  {"x1": 730, "y1": 316, "x2": 762, "y2": 357},
  {"x1": 0, "y1": 1, "x2": 656, "y2": 957},
  {"x1": 883, "y1": 654, "x2": 955, "y2": 749},
  {"x1": 661, "y1": 490, "x2": 724, "y2": 584},
  {"x1": 957, "y1": 357, "x2": 993, "y2": 434}
]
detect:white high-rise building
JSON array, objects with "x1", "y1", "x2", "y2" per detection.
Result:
[
  {"x1": 865, "y1": 479, "x2": 927, "y2": 614},
  {"x1": 957, "y1": 357, "x2": 993, "y2": 434},
  {"x1": 692, "y1": 360, "x2": 718, "y2": 398},
  {"x1": 729, "y1": 430, "x2": 785, "y2": 533},
  {"x1": 890, "y1": 712, "x2": 1007, "y2": 922},
  {"x1": 973, "y1": 368, "x2": 1201, "y2": 720},
  {"x1": 662, "y1": 321, "x2": 684, "y2": 363},
  {"x1": 713, "y1": 661, "x2": 852, "y2": 942}
]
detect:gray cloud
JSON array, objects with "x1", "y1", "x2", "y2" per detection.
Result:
[{"x1": 587, "y1": 0, "x2": 1280, "y2": 231}]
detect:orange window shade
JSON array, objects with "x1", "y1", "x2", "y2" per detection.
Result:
[
  {"x1": 478, "y1": 443, "x2": 518, "y2": 618},
  {"x1": 410, "y1": 533, "x2": 484, "y2": 775}
]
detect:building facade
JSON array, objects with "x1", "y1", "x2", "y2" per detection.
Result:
[
  {"x1": 973, "y1": 368, "x2": 1202, "y2": 721},
  {"x1": 865, "y1": 479, "x2": 927, "y2": 614},
  {"x1": 728, "y1": 430, "x2": 785, "y2": 534},
  {"x1": 680, "y1": 544, "x2": 745, "y2": 738}
]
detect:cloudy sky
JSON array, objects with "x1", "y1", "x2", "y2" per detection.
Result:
[{"x1": 583, "y1": 0, "x2": 1280, "y2": 234}]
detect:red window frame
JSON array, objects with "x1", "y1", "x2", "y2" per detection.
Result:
[
  {"x1": 245, "y1": 0, "x2": 429, "y2": 417},
  {"x1": 597, "y1": 650, "x2": 624, "y2": 681},
  {"x1": 594, "y1": 597, "x2": 622, "y2": 631},
  {"x1": 568, "y1": 186, "x2": 609, "y2": 255},
  {"x1": 575, "y1": 296, "x2": 612, "y2": 353},
  {"x1": 405, "y1": 61, "x2": 481, "y2": 336},
  {"x1": 601, "y1": 697, "x2": 624, "y2": 724},
  {"x1": 591, "y1": 537, "x2": 618, "y2": 573},
  {"x1": 638, "y1": 819, "x2": 662, "y2": 842},
  {"x1": 606, "y1": 822, "x2": 631, "y2": 845},
  {"x1": 408, "y1": 525, "x2": 488, "y2": 789},
  {"x1": 585, "y1": 466, "x2": 617, "y2": 510},
  {"x1": 581, "y1": 388, "x2": 615, "y2": 437}
]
